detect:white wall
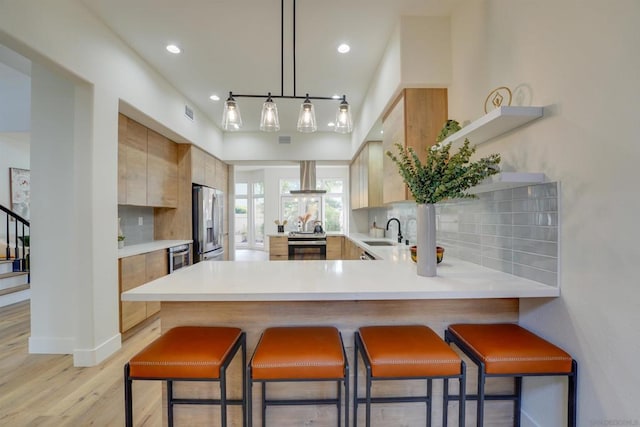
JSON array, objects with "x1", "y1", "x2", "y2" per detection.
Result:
[
  {"x1": 0, "y1": 0, "x2": 226, "y2": 365},
  {"x1": 450, "y1": 0, "x2": 640, "y2": 425}
]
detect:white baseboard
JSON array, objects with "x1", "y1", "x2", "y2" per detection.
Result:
[
  {"x1": 73, "y1": 333, "x2": 122, "y2": 367},
  {"x1": 0, "y1": 289, "x2": 30, "y2": 307}
]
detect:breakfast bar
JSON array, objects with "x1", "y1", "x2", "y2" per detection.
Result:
[{"x1": 122, "y1": 243, "x2": 559, "y2": 426}]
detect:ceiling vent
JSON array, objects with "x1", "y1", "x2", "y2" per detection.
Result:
[{"x1": 278, "y1": 135, "x2": 291, "y2": 144}]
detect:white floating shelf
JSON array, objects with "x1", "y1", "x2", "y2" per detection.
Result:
[
  {"x1": 466, "y1": 172, "x2": 546, "y2": 194},
  {"x1": 441, "y1": 106, "x2": 544, "y2": 149}
]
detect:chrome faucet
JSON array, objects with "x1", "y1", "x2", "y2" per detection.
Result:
[{"x1": 386, "y1": 218, "x2": 403, "y2": 243}]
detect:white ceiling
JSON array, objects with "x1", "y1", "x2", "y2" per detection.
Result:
[{"x1": 80, "y1": 0, "x2": 455, "y2": 135}]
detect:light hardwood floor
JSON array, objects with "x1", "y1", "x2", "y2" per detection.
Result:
[{"x1": 0, "y1": 301, "x2": 162, "y2": 426}]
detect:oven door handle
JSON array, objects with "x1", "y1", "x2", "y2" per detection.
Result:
[{"x1": 287, "y1": 241, "x2": 327, "y2": 245}]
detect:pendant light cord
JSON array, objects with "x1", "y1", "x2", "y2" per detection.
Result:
[{"x1": 293, "y1": 0, "x2": 296, "y2": 97}]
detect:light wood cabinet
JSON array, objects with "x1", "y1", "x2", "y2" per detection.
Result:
[
  {"x1": 269, "y1": 236, "x2": 288, "y2": 261},
  {"x1": 343, "y1": 238, "x2": 364, "y2": 260},
  {"x1": 118, "y1": 115, "x2": 148, "y2": 206},
  {"x1": 382, "y1": 89, "x2": 448, "y2": 204},
  {"x1": 118, "y1": 114, "x2": 178, "y2": 208},
  {"x1": 350, "y1": 141, "x2": 383, "y2": 209},
  {"x1": 119, "y1": 249, "x2": 168, "y2": 332},
  {"x1": 147, "y1": 130, "x2": 178, "y2": 207},
  {"x1": 119, "y1": 254, "x2": 147, "y2": 333},
  {"x1": 190, "y1": 145, "x2": 206, "y2": 185},
  {"x1": 326, "y1": 236, "x2": 344, "y2": 260}
]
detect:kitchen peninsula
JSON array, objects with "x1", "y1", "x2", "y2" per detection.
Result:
[{"x1": 122, "y1": 236, "x2": 558, "y2": 425}]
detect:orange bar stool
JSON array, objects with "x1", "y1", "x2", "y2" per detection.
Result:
[
  {"x1": 248, "y1": 326, "x2": 349, "y2": 427},
  {"x1": 354, "y1": 325, "x2": 466, "y2": 427},
  {"x1": 445, "y1": 323, "x2": 577, "y2": 427},
  {"x1": 124, "y1": 326, "x2": 246, "y2": 427}
]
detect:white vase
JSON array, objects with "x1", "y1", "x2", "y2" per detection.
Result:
[{"x1": 416, "y1": 203, "x2": 437, "y2": 277}]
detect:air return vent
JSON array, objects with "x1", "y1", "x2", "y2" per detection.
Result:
[
  {"x1": 184, "y1": 105, "x2": 194, "y2": 121},
  {"x1": 278, "y1": 135, "x2": 291, "y2": 144}
]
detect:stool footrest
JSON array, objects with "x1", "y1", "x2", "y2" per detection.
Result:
[
  {"x1": 445, "y1": 393, "x2": 518, "y2": 402},
  {"x1": 356, "y1": 395, "x2": 430, "y2": 404},
  {"x1": 170, "y1": 398, "x2": 244, "y2": 406},
  {"x1": 264, "y1": 398, "x2": 340, "y2": 406}
]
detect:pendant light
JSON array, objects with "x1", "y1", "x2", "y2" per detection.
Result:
[
  {"x1": 333, "y1": 95, "x2": 352, "y2": 134},
  {"x1": 296, "y1": 94, "x2": 317, "y2": 133},
  {"x1": 222, "y1": 92, "x2": 242, "y2": 131},
  {"x1": 260, "y1": 93, "x2": 280, "y2": 132},
  {"x1": 224, "y1": 0, "x2": 352, "y2": 133}
]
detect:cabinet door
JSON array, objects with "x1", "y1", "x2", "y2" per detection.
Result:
[
  {"x1": 382, "y1": 89, "x2": 448, "y2": 204},
  {"x1": 124, "y1": 118, "x2": 148, "y2": 206},
  {"x1": 326, "y1": 236, "x2": 344, "y2": 260},
  {"x1": 119, "y1": 255, "x2": 147, "y2": 332},
  {"x1": 350, "y1": 158, "x2": 360, "y2": 209},
  {"x1": 147, "y1": 130, "x2": 178, "y2": 207},
  {"x1": 269, "y1": 236, "x2": 288, "y2": 260},
  {"x1": 191, "y1": 146, "x2": 205, "y2": 185},
  {"x1": 204, "y1": 155, "x2": 216, "y2": 189},
  {"x1": 117, "y1": 114, "x2": 128, "y2": 204},
  {"x1": 382, "y1": 97, "x2": 407, "y2": 204},
  {"x1": 367, "y1": 141, "x2": 383, "y2": 207},
  {"x1": 145, "y1": 250, "x2": 168, "y2": 316}
]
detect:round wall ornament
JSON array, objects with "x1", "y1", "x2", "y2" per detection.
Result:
[{"x1": 484, "y1": 86, "x2": 512, "y2": 113}]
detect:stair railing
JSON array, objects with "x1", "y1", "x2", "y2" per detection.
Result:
[{"x1": 1, "y1": 204, "x2": 30, "y2": 272}]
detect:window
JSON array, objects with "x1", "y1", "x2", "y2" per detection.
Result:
[
  {"x1": 234, "y1": 180, "x2": 265, "y2": 248},
  {"x1": 279, "y1": 178, "x2": 345, "y2": 233}
]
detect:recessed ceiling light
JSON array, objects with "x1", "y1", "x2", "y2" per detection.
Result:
[
  {"x1": 210, "y1": 94, "x2": 220, "y2": 101},
  {"x1": 337, "y1": 43, "x2": 350, "y2": 54},
  {"x1": 166, "y1": 44, "x2": 181, "y2": 54},
  {"x1": 380, "y1": 130, "x2": 384, "y2": 134}
]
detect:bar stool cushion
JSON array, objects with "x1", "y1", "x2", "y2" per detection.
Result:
[
  {"x1": 129, "y1": 326, "x2": 242, "y2": 379},
  {"x1": 251, "y1": 326, "x2": 345, "y2": 380},
  {"x1": 359, "y1": 325, "x2": 462, "y2": 377},
  {"x1": 448, "y1": 323, "x2": 573, "y2": 375}
]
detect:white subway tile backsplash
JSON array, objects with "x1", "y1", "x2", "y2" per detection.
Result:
[{"x1": 367, "y1": 182, "x2": 559, "y2": 286}]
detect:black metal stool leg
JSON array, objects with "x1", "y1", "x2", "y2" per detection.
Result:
[
  {"x1": 514, "y1": 376, "x2": 522, "y2": 427},
  {"x1": 167, "y1": 380, "x2": 174, "y2": 427},
  {"x1": 353, "y1": 340, "x2": 359, "y2": 427},
  {"x1": 569, "y1": 361, "x2": 578, "y2": 427},
  {"x1": 124, "y1": 364, "x2": 133, "y2": 427},
  {"x1": 261, "y1": 382, "x2": 266, "y2": 427},
  {"x1": 459, "y1": 362, "x2": 466, "y2": 427},
  {"x1": 426, "y1": 378, "x2": 432, "y2": 427},
  {"x1": 476, "y1": 364, "x2": 485, "y2": 427},
  {"x1": 221, "y1": 366, "x2": 228, "y2": 427}
]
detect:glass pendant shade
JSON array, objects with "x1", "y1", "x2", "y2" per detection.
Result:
[
  {"x1": 296, "y1": 95, "x2": 317, "y2": 133},
  {"x1": 334, "y1": 97, "x2": 352, "y2": 134},
  {"x1": 222, "y1": 93, "x2": 242, "y2": 131},
  {"x1": 259, "y1": 94, "x2": 280, "y2": 132}
]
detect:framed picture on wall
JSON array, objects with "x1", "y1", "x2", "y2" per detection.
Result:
[{"x1": 9, "y1": 167, "x2": 30, "y2": 220}]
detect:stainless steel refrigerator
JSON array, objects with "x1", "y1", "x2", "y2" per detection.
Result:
[{"x1": 192, "y1": 184, "x2": 224, "y2": 262}]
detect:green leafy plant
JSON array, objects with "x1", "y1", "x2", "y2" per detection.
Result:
[
  {"x1": 118, "y1": 235, "x2": 125, "y2": 242},
  {"x1": 386, "y1": 138, "x2": 501, "y2": 204},
  {"x1": 435, "y1": 119, "x2": 462, "y2": 143}
]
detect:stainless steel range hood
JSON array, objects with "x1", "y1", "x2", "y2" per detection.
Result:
[{"x1": 290, "y1": 161, "x2": 326, "y2": 194}]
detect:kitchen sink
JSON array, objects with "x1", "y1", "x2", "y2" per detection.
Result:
[{"x1": 362, "y1": 240, "x2": 395, "y2": 246}]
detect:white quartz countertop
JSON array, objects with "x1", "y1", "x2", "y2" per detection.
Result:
[
  {"x1": 118, "y1": 240, "x2": 192, "y2": 258},
  {"x1": 122, "y1": 234, "x2": 559, "y2": 302}
]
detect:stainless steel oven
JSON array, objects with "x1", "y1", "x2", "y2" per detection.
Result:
[
  {"x1": 288, "y1": 232, "x2": 327, "y2": 260},
  {"x1": 168, "y1": 244, "x2": 190, "y2": 273}
]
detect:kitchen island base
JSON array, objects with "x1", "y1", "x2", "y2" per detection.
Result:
[{"x1": 159, "y1": 298, "x2": 519, "y2": 426}]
